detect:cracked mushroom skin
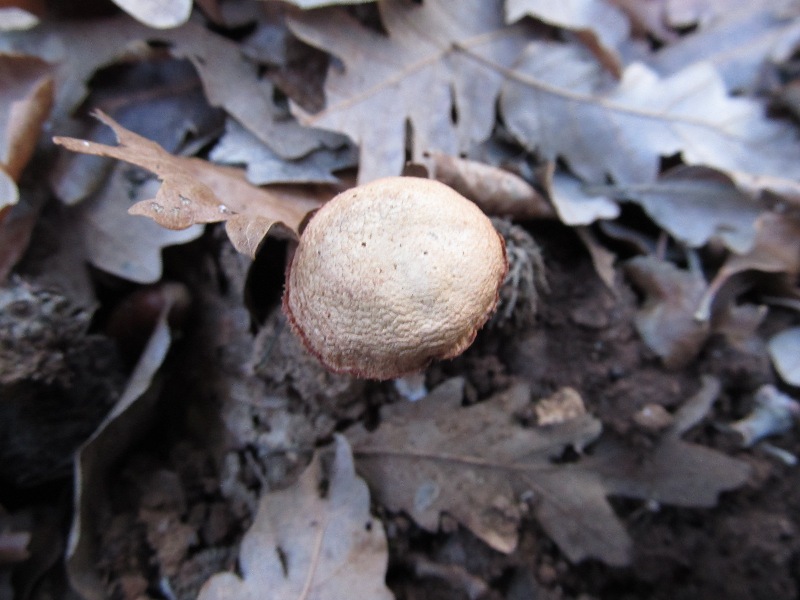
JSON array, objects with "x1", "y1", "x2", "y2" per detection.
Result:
[{"x1": 283, "y1": 176, "x2": 508, "y2": 380}]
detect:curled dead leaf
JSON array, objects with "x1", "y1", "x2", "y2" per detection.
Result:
[
  {"x1": 53, "y1": 111, "x2": 326, "y2": 257},
  {"x1": 625, "y1": 255, "x2": 710, "y2": 369},
  {"x1": 0, "y1": 54, "x2": 53, "y2": 211},
  {"x1": 422, "y1": 151, "x2": 555, "y2": 220}
]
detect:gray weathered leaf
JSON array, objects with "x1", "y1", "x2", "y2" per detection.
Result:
[
  {"x1": 594, "y1": 376, "x2": 750, "y2": 505},
  {"x1": 590, "y1": 166, "x2": 764, "y2": 253},
  {"x1": 350, "y1": 377, "x2": 750, "y2": 566},
  {"x1": 506, "y1": 0, "x2": 630, "y2": 75},
  {"x1": 287, "y1": 0, "x2": 532, "y2": 182},
  {"x1": 198, "y1": 436, "x2": 393, "y2": 600},
  {"x1": 349, "y1": 378, "x2": 629, "y2": 565},
  {"x1": 652, "y1": 3, "x2": 800, "y2": 91},
  {"x1": 210, "y1": 118, "x2": 356, "y2": 185},
  {"x1": 501, "y1": 42, "x2": 800, "y2": 185},
  {"x1": 543, "y1": 165, "x2": 619, "y2": 225}
]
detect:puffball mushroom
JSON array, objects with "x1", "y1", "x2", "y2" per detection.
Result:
[{"x1": 283, "y1": 176, "x2": 508, "y2": 380}]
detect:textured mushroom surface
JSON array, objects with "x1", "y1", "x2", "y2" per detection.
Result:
[{"x1": 283, "y1": 176, "x2": 508, "y2": 380}]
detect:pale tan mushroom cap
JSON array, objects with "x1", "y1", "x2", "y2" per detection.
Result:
[{"x1": 283, "y1": 176, "x2": 508, "y2": 380}]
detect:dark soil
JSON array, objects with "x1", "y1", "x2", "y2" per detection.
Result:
[{"x1": 3, "y1": 218, "x2": 800, "y2": 600}]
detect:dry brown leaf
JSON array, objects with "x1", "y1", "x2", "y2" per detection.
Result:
[
  {"x1": 501, "y1": 41, "x2": 800, "y2": 186},
  {"x1": 505, "y1": 0, "x2": 630, "y2": 76},
  {"x1": 111, "y1": 0, "x2": 191, "y2": 29},
  {"x1": 76, "y1": 175, "x2": 204, "y2": 283},
  {"x1": 697, "y1": 213, "x2": 800, "y2": 320},
  {"x1": 0, "y1": 54, "x2": 53, "y2": 210},
  {"x1": 53, "y1": 111, "x2": 325, "y2": 257},
  {"x1": 651, "y1": 2, "x2": 800, "y2": 91},
  {"x1": 422, "y1": 151, "x2": 555, "y2": 220},
  {"x1": 348, "y1": 378, "x2": 627, "y2": 565},
  {"x1": 198, "y1": 436, "x2": 393, "y2": 600},
  {"x1": 287, "y1": 0, "x2": 532, "y2": 182},
  {"x1": 350, "y1": 377, "x2": 749, "y2": 566},
  {"x1": 625, "y1": 255, "x2": 710, "y2": 368},
  {"x1": 593, "y1": 375, "x2": 750, "y2": 505},
  {"x1": 575, "y1": 226, "x2": 617, "y2": 291}
]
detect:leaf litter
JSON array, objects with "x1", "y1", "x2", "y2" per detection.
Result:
[
  {"x1": 5, "y1": 1, "x2": 800, "y2": 599},
  {"x1": 348, "y1": 376, "x2": 749, "y2": 566}
]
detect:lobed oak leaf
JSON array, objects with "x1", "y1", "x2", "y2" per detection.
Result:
[
  {"x1": 348, "y1": 377, "x2": 749, "y2": 566},
  {"x1": 347, "y1": 378, "x2": 629, "y2": 565},
  {"x1": 540, "y1": 163, "x2": 619, "y2": 225},
  {"x1": 651, "y1": 2, "x2": 800, "y2": 91},
  {"x1": 198, "y1": 436, "x2": 393, "y2": 600},
  {"x1": 592, "y1": 376, "x2": 750, "y2": 506},
  {"x1": 164, "y1": 21, "x2": 342, "y2": 159},
  {"x1": 287, "y1": 0, "x2": 532, "y2": 183},
  {"x1": 53, "y1": 111, "x2": 324, "y2": 257},
  {"x1": 501, "y1": 42, "x2": 800, "y2": 186}
]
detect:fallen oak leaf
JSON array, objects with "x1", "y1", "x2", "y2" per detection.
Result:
[
  {"x1": 650, "y1": 2, "x2": 800, "y2": 91},
  {"x1": 591, "y1": 375, "x2": 750, "y2": 506},
  {"x1": 500, "y1": 42, "x2": 800, "y2": 185},
  {"x1": 348, "y1": 378, "x2": 631, "y2": 565},
  {"x1": 53, "y1": 111, "x2": 326, "y2": 257},
  {"x1": 625, "y1": 255, "x2": 710, "y2": 369},
  {"x1": 287, "y1": 0, "x2": 533, "y2": 183},
  {"x1": 350, "y1": 377, "x2": 749, "y2": 566},
  {"x1": 198, "y1": 436, "x2": 393, "y2": 600},
  {"x1": 589, "y1": 166, "x2": 765, "y2": 254}
]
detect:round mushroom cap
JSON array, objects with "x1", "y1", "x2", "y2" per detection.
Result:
[{"x1": 283, "y1": 176, "x2": 508, "y2": 380}]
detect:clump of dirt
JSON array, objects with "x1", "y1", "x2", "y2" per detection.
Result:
[{"x1": 0, "y1": 278, "x2": 124, "y2": 492}]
